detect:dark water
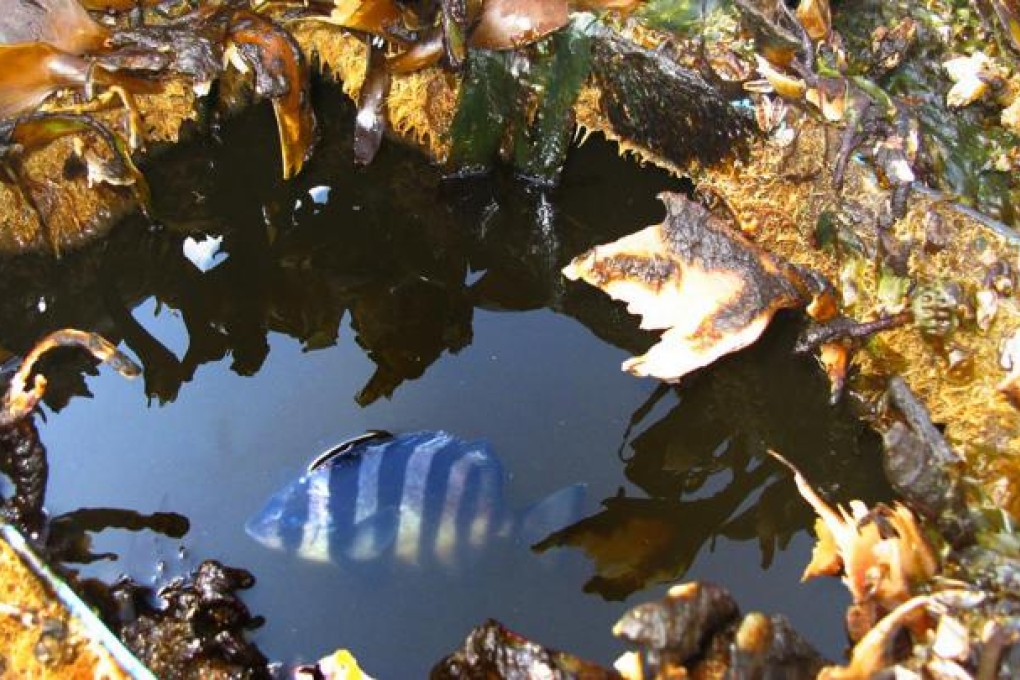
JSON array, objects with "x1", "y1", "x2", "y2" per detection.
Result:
[{"x1": 0, "y1": 88, "x2": 889, "y2": 676}]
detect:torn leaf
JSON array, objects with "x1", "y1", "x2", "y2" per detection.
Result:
[
  {"x1": 563, "y1": 192, "x2": 808, "y2": 382},
  {"x1": 227, "y1": 11, "x2": 317, "y2": 179}
]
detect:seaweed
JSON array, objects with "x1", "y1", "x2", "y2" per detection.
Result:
[
  {"x1": 512, "y1": 21, "x2": 594, "y2": 182},
  {"x1": 449, "y1": 17, "x2": 595, "y2": 183},
  {"x1": 590, "y1": 25, "x2": 752, "y2": 169}
]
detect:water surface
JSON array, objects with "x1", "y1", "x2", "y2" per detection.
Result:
[{"x1": 0, "y1": 89, "x2": 889, "y2": 676}]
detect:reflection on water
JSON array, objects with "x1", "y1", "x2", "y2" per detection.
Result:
[
  {"x1": 0, "y1": 88, "x2": 888, "y2": 674},
  {"x1": 538, "y1": 319, "x2": 885, "y2": 600}
]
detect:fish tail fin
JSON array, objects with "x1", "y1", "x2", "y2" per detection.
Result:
[{"x1": 517, "y1": 483, "x2": 587, "y2": 547}]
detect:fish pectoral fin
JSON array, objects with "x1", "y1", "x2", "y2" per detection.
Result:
[
  {"x1": 345, "y1": 508, "x2": 400, "y2": 562},
  {"x1": 518, "y1": 483, "x2": 588, "y2": 547}
]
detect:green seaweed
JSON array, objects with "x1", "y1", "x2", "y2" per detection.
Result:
[
  {"x1": 447, "y1": 48, "x2": 520, "y2": 175},
  {"x1": 637, "y1": 0, "x2": 730, "y2": 34},
  {"x1": 837, "y1": 0, "x2": 1020, "y2": 227},
  {"x1": 512, "y1": 21, "x2": 594, "y2": 183},
  {"x1": 449, "y1": 19, "x2": 594, "y2": 183}
]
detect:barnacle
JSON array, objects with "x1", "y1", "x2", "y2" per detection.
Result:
[
  {"x1": 944, "y1": 52, "x2": 1001, "y2": 109},
  {"x1": 911, "y1": 281, "x2": 967, "y2": 339}
]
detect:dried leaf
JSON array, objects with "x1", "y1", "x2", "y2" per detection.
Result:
[
  {"x1": 327, "y1": 0, "x2": 403, "y2": 37},
  {"x1": 0, "y1": 0, "x2": 110, "y2": 54},
  {"x1": 469, "y1": 0, "x2": 569, "y2": 51},
  {"x1": 563, "y1": 193, "x2": 808, "y2": 382},
  {"x1": 795, "y1": 0, "x2": 831, "y2": 41},
  {"x1": 2, "y1": 329, "x2": 139, "y2": 427},
  {"x1": 532, "y1": 498, "x2": 686, "y2": 599},
  {"x1": 770, "y1": 452, "x2": 938, "y2": 621},
  {"x1": 227, "y1": 11, "x2": 317, "y2": 179}
]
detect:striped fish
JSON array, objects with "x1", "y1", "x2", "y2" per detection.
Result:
[{"x1": 246, "y1": 431, "x2": 585, "y2": 569}]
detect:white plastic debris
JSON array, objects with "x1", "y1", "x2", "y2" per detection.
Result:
[{"x1": 182, "y1": 235, "x2": 227, "y2": 273}]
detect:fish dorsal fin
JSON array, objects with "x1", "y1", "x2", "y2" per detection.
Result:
[{"x1": 308, "y1": 430, "x2": 394, "y2": 472}]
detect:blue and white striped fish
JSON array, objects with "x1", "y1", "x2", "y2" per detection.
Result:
[{"x1": 245, "y1": 431, "x2": 585, "y2": 569}]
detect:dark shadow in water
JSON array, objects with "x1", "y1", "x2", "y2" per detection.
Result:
[
  {"x1": 0, "y1": 87, "x2": 666, "y2": 410},
  {"x1": 0, "y1": 393, "x2": 189, "y2": 564},
  {"x1": 0, "y1": 85, "x2": 889, "y2": 668},
  {"x1": 45, "y1": 507, "x2": 190, "y2": 565},
  {"x1": 536, "y1": 319, "x2": 886, "y2": 599}
]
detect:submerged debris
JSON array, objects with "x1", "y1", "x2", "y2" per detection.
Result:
[
  {"x1": 0, "y1": 329, "x2": 138, "y2": 531},
  {"x1": 117, "y1": 560, "x2": 271, "y2": 679},
  {"x1": 611, "y1": 581, "x2": 825, "y2": 680},
  {"x1": 431, "y1": 618, "x2": 615, "y2": 679},
  {"x1": 770, "y1": 450, "x2": 938, "y2": 641}
]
